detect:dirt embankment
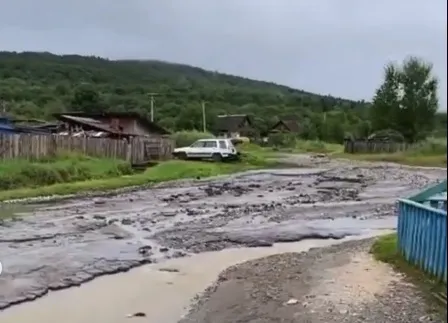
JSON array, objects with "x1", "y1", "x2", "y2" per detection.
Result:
[{"x1": 0, "y1": 156, "x2": 445, "y2": 311}]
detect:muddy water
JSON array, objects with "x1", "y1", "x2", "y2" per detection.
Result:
[
  {"x1": 0, "y1": 160, "x2": 445, "y2": 311},
  {"x1": 0, "y1": 232, "x2": 393, "y2": 323}
]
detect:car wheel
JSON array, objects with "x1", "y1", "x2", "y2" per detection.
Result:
[
  {"x1": 177, "y1": 152, "x2": 188, "y2": 160},
  {"x1": 212, "y1": 153, "x2": 222, "y2": 162}
]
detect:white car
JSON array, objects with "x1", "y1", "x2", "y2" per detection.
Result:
[{"x1": 173, "y1": 138, "x2": 240, "y2": 162}]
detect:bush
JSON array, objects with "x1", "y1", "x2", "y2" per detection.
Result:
[
  {"x1": 407, "y1": 137, "x2": 447, "y2": 156},
  {"x1": 171, "y1": 130, "x2": 215, "y2": 147}
]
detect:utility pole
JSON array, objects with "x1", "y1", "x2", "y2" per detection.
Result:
[
  {"x1": 202, "y1": 101, "x2": 207, "y2": 132},
  {"x1": 148, "y1": 93, "x2": 158, "y2": 122},
  {"x1": 0, "y1": 101, "x2": 6, "y2": 115}
]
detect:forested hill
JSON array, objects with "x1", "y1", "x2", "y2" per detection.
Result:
[{"x1": 0, "y1": 51, "x2": 371, "y2": 141}]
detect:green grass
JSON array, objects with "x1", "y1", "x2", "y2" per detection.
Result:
[
  {"x1": 240, "y1": 140, "x2": 343, "y2": 158},
  {"x1": 371, "y1": 234, "x2": 447, "y2": 316},
  {"x1": 0, "y1": 150, "x2": 273, "y2": 202},
  {"x1": 336, "y1": 153, "x2": 447, "y2": 167},
  {"x1": 293, "y1": 139, "x2": 343, "y2": 154},
  {"x1": 335, "y1": 137, "x2": 447, "y2": 168},
  {"x1": 0, "y1": 152, "x2": 134, "y2": 191},
  {"x1": 238, "y1": 143, "x2": 281, "y2": 158}
]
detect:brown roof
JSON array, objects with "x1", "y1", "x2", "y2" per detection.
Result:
[
  {"x1": 54, "y1": 112, "x2": 170, "y2": 136},
  {"x1": 216, "y1": 114, "x2": 252, "y2": 132},
  {"x1": 271, "y1": 119, "x2": 300, "y2": 133}
]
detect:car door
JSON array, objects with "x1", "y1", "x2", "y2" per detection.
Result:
[
  {"x1": 218, "y1": 140, "x2": 231, "y2": 155},
  {"x1": 188, "y1": 140, "x2": 206, "y2": 158},
  {"x1": 202, "y1": 140, "x2": 218, "y2": 158}
]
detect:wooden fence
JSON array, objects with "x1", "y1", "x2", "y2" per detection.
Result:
[
  {"x1": 0, "y1": 133, "x2": 174, "y2": 163},
  {"x1": 344, "y1": 139, "x2": 412, "y2": 154}
]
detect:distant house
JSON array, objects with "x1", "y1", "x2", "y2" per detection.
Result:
[
  {"x1": 0, "y1": 116, "x2": 52, "y2": 135},
  {"x1": 53, "y1": 112, "x2": 170, "y2": 139},
  {"x1": 0, "y1": 116, "x2": 15, "y2": 134},
  {"x1": 215, "y1": 114, "x2": 253, "y2": 138},
  {"x1": 11, "y1": 118, "x2": 60, "y2": 134},
  {"x1": 270, "y1": 119, "x2": 300, "y2": 134}
]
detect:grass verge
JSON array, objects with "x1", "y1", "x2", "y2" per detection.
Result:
[
  {"x1": 0, "y1": 151, "x2": 274, "y2": 202},
  {"x1": 335, "y1": 152, "x2": 447, "y2": 167},
  {"x1": 293, "y1": 139, "x2": 343, "y2": 154},
  {"x1": 240, "y1": 140, "x2": 343, "y2": 158},
  {"x1": 335, "y1": 137, "x2": 447, "y2": 168},
  {"x1": 371, "y1": 234, "x2": 447, "y2": 317},
  {"x1": 0, "y1": 152, "x2": 134, "y2": 191}
]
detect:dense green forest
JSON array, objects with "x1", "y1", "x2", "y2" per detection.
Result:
[{"x1": 0, "y1": 51, "x2": 446, "y2": 143}]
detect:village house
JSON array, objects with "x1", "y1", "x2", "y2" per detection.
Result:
[
  {"x1": 269, "y1": 119, "x2": 301, "y2": 134},
  {"x1": 215, "y1": 114, "x2": 254, "y2": 138},
  {"x1": 0, "y1": 116, "x2": 16, "y2": 135},
  {"x1": 0, "y1": 116, "x2": 54, "y2": 135},
  {"x1": 53, "y1": 112, "x2": 170, "y2": 139}
]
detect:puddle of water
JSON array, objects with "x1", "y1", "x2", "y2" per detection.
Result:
[
  {"x1": 223, "y1": 216, "x2": 396, "y2": 233},
  {"x1": 0, "y1": 230, "x2": 393, "y2": 323},
  {"x1": 0, "y1": 204, "x2": 38, "y2": 219}
]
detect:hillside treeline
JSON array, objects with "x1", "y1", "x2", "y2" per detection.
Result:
[{"x1": 0, "y1": 52, "x2": 445, "y2": 143}]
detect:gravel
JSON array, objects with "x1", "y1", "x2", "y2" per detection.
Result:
[{"x1": 179, "y1": 238, "x2": 446, "y2": 323}]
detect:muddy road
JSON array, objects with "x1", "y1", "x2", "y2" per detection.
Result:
[{"x1": 0, "y1": 156, "x2": 445, "y2": 311}]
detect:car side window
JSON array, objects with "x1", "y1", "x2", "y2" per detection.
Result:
[
  {"x1": 219, "y1": 140, "x2": 227, "y2": 149},
  {"x1": 204, "y1": 140, "x2": 218, "y2": 148},
  {"x1": 191, "y1": 141, "x2": 205, "y2": 148}
]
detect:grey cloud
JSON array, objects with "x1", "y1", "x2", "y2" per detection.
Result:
[{"x1": 0, "y1": 0, "x2": 446, "y2": 109}]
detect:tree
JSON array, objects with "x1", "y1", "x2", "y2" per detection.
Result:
[
  {"x1": 71, "y1": 85, "x2": 104, "y2": 113},
  {"x1": 370, "y1": 64, "x2": 401, "y2": 132},
  {"x1": 370, "y1": 57, "x2": 439, "y2": 142},
  {"x1": 1, "y1": 51, "x2": 421, "y2": 142},
  {"x1": 398, "y1": 57, "x2": 439, "y2": 142}
]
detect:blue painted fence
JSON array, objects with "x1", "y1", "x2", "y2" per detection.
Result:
[{"x1": 397, "y1": 180, "x2": 447, "y2": 282}]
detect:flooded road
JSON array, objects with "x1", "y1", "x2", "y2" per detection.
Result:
[
  {"x1": 0, "y1": 233, "x2": 392, "y2": 323},
  {"x1": 0, "y1": 157, "x2": 445, "y2": 312}
]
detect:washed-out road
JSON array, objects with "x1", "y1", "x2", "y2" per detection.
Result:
[{"x1": 0, "y1": 154, "x2": 445, "y2": 322}]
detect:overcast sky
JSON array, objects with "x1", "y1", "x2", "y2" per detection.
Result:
[{"x1": 1, "y1": 0, "x2": 446, "y2": 110}]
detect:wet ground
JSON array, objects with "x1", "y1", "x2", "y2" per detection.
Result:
[
  {"x1": 180, "y1": 238, "x2": 445, "y2": 323},
  {"x1": 0, "y1": 155, "x2": 445, "y2": 311},
  {"x1": 0, "y1": 236, "x2": 390, "y2": 323}
]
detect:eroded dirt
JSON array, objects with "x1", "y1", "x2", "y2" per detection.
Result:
[
  {"x1": 180, "y1": 239, "x2": 445, "y2": 323},
  {"x1": 0, "y1": 156, "x2": 445, "y2": 310}
]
